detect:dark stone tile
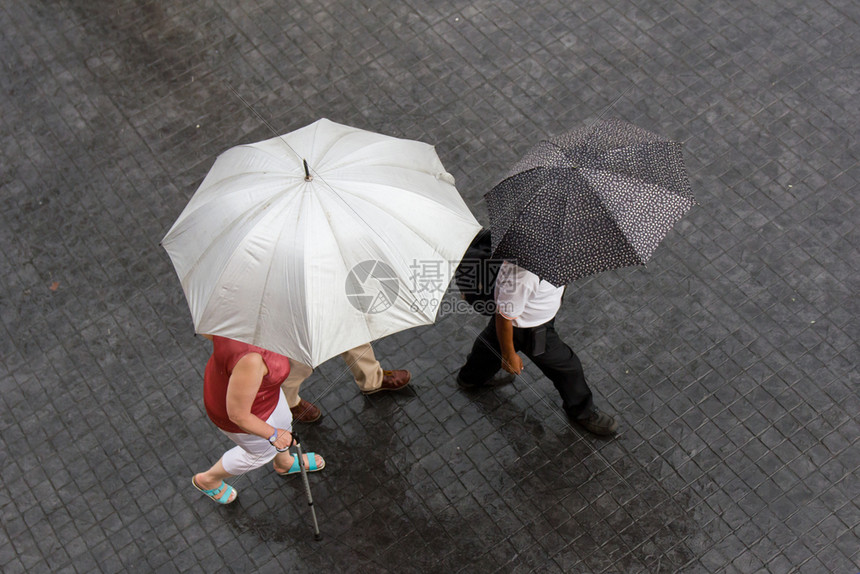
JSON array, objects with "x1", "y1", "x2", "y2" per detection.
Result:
[{"x1": 1, "y1": 0, "x2": 858, "y2": 572}]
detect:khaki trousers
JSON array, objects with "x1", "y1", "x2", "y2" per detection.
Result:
[{"x1": 281, "y1": 342, "x2": 383, "y2": 407}]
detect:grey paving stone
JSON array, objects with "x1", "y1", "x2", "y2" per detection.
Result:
[{"x1": 1, "y1": 0, "x2": 858, "y2": 572}]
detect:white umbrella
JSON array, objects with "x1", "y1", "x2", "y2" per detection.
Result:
[{"x1": 162, "y1": 118, "x2": 481, "y2": 367}]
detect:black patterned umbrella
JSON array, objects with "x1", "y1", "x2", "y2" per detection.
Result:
[{"x1": 485, "y1": 118, "x2": 695, "y2": 287}]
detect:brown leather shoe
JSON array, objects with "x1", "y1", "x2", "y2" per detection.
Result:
[
  {"x1": 289, "y1": 399, "x2": 322, "y2": 423},
  {"x1": 362, "y1": 369, "x2": 411, "y2": 395}
]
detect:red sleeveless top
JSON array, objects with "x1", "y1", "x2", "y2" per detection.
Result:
[{"x1": 203, "y1": 336, "x2": 291, "y2": 433}]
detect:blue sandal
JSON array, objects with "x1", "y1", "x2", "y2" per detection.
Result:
[
  {"x1": 276, "y1": 453, "x2": 325, "y2": 476},
  {"x1": 192, "y1": 477, "x2": 238, "y2": 504}
]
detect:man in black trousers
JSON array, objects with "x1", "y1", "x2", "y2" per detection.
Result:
[{"x1": 457, "y1": 260, "x2": 618, "y2": 435}]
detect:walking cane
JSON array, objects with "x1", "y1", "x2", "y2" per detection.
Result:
[{"x1": 279, "y1": 432, "x2": 322, "y2": 540}]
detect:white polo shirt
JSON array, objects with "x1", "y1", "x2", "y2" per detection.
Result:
[{"x1": 494, "y1": 261, "x2": 563, "y2": 328}]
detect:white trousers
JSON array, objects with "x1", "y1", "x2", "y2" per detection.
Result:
[{"x1": 219, "y1": 389, "x2": 293, "y2": 476}]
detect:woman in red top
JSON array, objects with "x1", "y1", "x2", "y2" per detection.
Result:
[{"x1": 192, "y1": 335, "x2": 326, "y2": 504}]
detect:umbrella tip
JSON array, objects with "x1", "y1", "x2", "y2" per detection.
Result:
[{"x1": 303, "y1": 159, "x2": 312, "y2": 181}]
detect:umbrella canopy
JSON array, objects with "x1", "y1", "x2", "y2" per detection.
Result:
[
  {"x1": 162, "y1": 118, "x2": 481, "y2": 367},
  {"x1": 486, "y1": 118, "x2": 695, "y2": 286}
]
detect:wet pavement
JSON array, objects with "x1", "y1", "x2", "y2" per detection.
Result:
[{"x1": 1, "y1": 0, "x2": 858, "y2": 572}]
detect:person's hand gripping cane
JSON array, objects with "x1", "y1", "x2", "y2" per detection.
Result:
[{"x1": 268, "y1": 428, "x2": 294, "y2": 452}]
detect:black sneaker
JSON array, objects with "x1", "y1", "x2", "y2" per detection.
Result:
[
  {"x1": 457, "y1": 371, "x2": 516, "y2": 389},
  {"x1": 574, "y1": 408, "x2": 619, "y2": 436}
]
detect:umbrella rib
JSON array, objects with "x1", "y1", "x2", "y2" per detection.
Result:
[
  {"x1": 325, "y1": 176, "x2": 480, "y2": 246},
  {"x1": 301, "y1": 161, "x2": 475, "y2": 318},
  {"x1": 578, "y1": 167, "x2": 694, "y2": 262},
  {"x1": 183, "y1": 200, "x2": 278, "y2": 341},
  {"x1": 233, "y1": 130, "x2": 464, "y2": 276},
  {"x1": 309, "y1": 136, "x2": 427, "y2": 171},
  {"x1": 198, "y1": 169, "x2": 290, "y2": 196},
  {"x1": 585, "y1": 165, "x2": 694, "y2": 200},
  {"x1": 560, "y1": 173, "x2": 646, "y2": 266},
  {"x1": 189, "y1": 193, "x2": 280, "y2": 277},
  {"x1": 236, "y1": 143, "x2": 304, "y2": 173},
  {"x1": 165, "y1": 172, "x2": 290, "y2": 238},
  {"x1": 314, "y1": 183, "x2": 428, "y2": 318},
  {"x1": 252, "y1": 230, "x2": 286, "y2": 347}
]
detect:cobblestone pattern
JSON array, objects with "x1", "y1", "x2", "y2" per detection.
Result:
[{"x1": 0, "y1": 0, "x2": 857, "y2": 572}]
